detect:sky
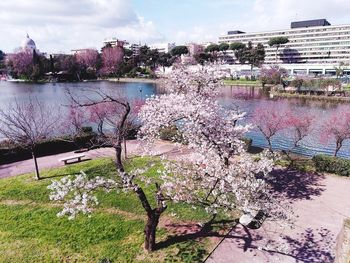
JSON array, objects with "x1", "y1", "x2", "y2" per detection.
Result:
[{"x1": 1, "y1": 0, "x2": 350, "y2": 53}]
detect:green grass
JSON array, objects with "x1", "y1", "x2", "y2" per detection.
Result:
[
  {"x1": 275, "y1": 156, "x2": 317, "y2": 173},
  {"x1": 0, "y1": 157, "x2": 235, "y2": 262},
  {"x1": 224, "y1": 79, "x2": 262, "y2": 86}
]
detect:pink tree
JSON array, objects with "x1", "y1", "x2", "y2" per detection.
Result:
[
  {"x1": 6, "y1": 49, "x2": 33, "y2": 77},
  {"x1": 322, "y1": 106, "x2": 350, "y2": 157},
  {"x1": 253, "y1": 101, "x2": 292, "y2": 154},
  {"x1": 75, "y1": 49, "x2": 99, "y2": 71},
  {"x1": 100, "y1": 46, "x2": 124, "y2": 76},
  {"x1": 64, "y1": 106, "x2": 89, "y2": 134},
  {"x1": 49, "y1": 65, "x2": 287, "y2": 252}
]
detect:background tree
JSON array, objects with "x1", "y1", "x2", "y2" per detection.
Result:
[
  {"x1": 205, "y1": 44, "x2": 220, "y2": 53},
  {"x1": 334, "y1": 62, "x2": 348, "y2": 78},
  {"x1": 322, "y1": 106, "x2": 350, "y2": 156},
  {"x1": 259, "y1": 65, "x2": 288, "y2": 87},
  {"x1": 230, "y1": 42, "x2": 246, "y2": 51},
  {"x1": 6, "y1": 49, "x2": 33, "y2": 78},
  {"x1": 170, "y1": 45, "x2": 188, "y2": 57},
  {"x1": 230, "y1": 42, "x2": 246, "y2": 64},
  {"x1": 75, "y1": 49, "x2": 100, "y2": 78},
  {"x1": 268, "y1": 37, "x2": 289, "y2": 63},
  {"x1": 100, "y1": 46, "x2": 124, "y2": 77},
  {"x1": 0, "y1": 50, "x2": 4, "y2": 61},
  {"x1": 0, "y1": 98, "x2": 59, "y2": 179},
  {"x1": 157, "y1": 52, "x2": 173, "y2": 72},
  {"x1": 218, "y1": 42, "x2": 229, "y2": 53},
  {"x1": 244, "y1": 42, "x2": 265, "y2": 75},
  {"x1": 253, "y1": 102, "x2": 291, "y2": 154},
  {"x1": 194, "y1": 52, "x2": 213, "y2": 65}
]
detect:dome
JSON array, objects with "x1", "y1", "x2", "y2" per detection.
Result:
[{"x1": 21, "y1": 34, "x2": 36, "y2": 51}]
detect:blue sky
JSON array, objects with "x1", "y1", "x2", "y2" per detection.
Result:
[{"x1": 1, "y1": 0, "x2": 350, "y2": 53}]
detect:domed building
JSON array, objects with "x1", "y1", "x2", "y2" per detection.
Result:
[{"x1": 21, "y1": 34, "x2": 37, "y2": 52}]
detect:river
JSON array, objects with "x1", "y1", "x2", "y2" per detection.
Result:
[{"x1": 0, "y1": 80, "x2": 349, "y2": 158}]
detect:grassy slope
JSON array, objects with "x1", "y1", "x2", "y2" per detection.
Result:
[
  {"x1": 224, "y1": 79, "x2": 262, "y2": 86},
  {"x1": 0, "y1": 157, "x2": 234, "y2": 263}
]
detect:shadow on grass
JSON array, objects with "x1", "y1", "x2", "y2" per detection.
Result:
[
  {"x1": 40, "y1": 172, "x2": 82, "y2": 180},
  {"x1": 157, "y1": 219, "x2": 238, "y2": 250}
]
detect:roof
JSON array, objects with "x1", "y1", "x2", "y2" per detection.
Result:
[
  {"x1": 228, "y1": 30, "x2": 245, "y2": 35},
  {"x1": 291, "y1": 19, "x2": 331, "y2": 29}
]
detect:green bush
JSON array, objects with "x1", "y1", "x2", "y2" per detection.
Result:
[
  {"x1": 159, "y1": 125, "x2": 184, "y2": 143},
  {"x1": 312, "y1": 155, "x2": 350, "y2": 177}
]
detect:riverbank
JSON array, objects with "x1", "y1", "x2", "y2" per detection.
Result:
[
  {"x1": 271, "y1": 91, "x2": 350, "y2": 102},
  {"x1": 224, "y1": 79, "x2": 262, "y2": 87},
  {"x1": 108, "y1": 77, "x2": 158, "y2": 84}
]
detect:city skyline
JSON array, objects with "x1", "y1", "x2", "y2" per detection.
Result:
[{"x1": 1, "y1": 0, "x2": 350, "y2": 53}]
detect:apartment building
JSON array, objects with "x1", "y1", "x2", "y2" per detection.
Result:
[
  {"x1": 219, "y1": 19, "x2": 350, "y2": 74},
  {"x1": 149, "y1": 43, "x2": 176, "y2": 53}
]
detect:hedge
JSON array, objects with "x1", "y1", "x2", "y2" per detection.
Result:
[
  {"x1": 312, "y1": 155, "x2": 350, "y2": 177},
  {"x1": 0, "y1": 133, "x2": 95, "y2": 165}
]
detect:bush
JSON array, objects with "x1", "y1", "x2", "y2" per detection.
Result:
[
  {"x1": 313, "y1": 155, "x2": 350, "y2": 176},
  {"x1": 0, "y1": 133, "x2": 95, "y2": 165},
  {"x1": 290, "y1": 78, "x2": 304, "y2": 88},
  {"x1": 259, "y1": 66, "x2": 288, "y2": 86},
  {"x1": 159, "y1": 125, "x2": 184, "y2": 143}
]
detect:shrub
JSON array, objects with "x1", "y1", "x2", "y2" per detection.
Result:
[
  {"x1": 290, "y1": 78, "x2": 304, "y2": 88},
  {"x1": 313, "y1": 154, "x2": 350, "y2": 177},
  {"x1": 159, "y1": 125, "x2": 184, "y2": 143},
  {"x1": 259, "y1": 66, "x2": 288, "y2": 86},
  {"x1": 0, "y1": 134, "x2": 96, "y2": 165}
]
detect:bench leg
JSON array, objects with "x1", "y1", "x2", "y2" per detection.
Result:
[
  {"x1": 78, "y1": 157, "x2": 81, "y2": 162},
  {"x1": 64, "y1": 161, "x2": 67, "y2": 165}
]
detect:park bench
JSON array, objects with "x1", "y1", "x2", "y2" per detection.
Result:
[{"x1": 59, "y1": 154, "x2": 85, "y2": 165}]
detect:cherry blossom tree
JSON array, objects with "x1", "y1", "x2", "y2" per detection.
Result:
[
  {"x1": 75, "y1": 49, "x2": 99, "y2": 70},
  {"x1": 100, "y1": 46, "x2": 124, "y2": 76},
  {"x1": 6, "y1": 49, "x2": 33, "y2": 77},
  {"x1": 66, "y1": 90, "x2": 130, "y2": 171},
  {"x1": 0, "y1": 98, "x2": 59, "y2": 180},
  {"x1": 322, "y1": 105, "x2": 350, "y2": 156},
  {"x1": 65, "y1": 106, "x2": 88, "y2": 134},
  {"x1": 253, "y1": 102, "x2": 292, "y2": 154},
  {"x1": 48, "y1": 65, "x2": 289, "y2": 252}
]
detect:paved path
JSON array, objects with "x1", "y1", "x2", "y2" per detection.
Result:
[
  {"x1": 206, "y1": 170, "x2": 350, "y2": 263},
  {"x1": 0, "y1": 140, "x2": 189, "y2": 179}
]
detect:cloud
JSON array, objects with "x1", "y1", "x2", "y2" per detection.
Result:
[{"x1": 0, "y1": 0, "x2": 163, "y2": 53}]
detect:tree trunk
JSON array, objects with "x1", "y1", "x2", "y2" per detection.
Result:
[
  {"x1": 334, "y1": 140, "x2": 343, "y2": 157},
  {"x1": 32, "y1": 151, "x2": 40, "y2": 180},
  {"x1": 144, "y1": 210, "x2": 161, "y2": 252},
  {"x1": 114, "y1": 143, "x2": 124, "y2": 172},
  {"x1": 124, "y1": 138, "x2": 127, "y2": 159}
]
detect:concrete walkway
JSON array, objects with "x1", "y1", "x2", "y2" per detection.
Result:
[
  {"x1": 0, "y1": 140, "x2": 189, "y2": 179},
  {"x1": 206, "y1": 170, "x2": 350, "y2": 263}
]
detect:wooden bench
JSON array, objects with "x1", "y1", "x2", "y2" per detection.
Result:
[{"x1": 59, "y1": 154, "x2": 85, "y2": 165}]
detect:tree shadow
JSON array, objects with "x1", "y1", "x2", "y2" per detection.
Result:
[
  {"x1": 156, "y1": 219, "x2": 238, "y2": 250},
  {"x1": 267, "y1": 168, "x2": 326, "y2": 201},
  {"x1": 40, "y1": 172, "x2": 82, "y2": 180},
  {"x1": 231, "y1": 226, "x2": 334, "y2": 263}
]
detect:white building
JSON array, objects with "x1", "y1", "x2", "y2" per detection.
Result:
[
  {"x1": 124, "y1": 43, "x2": 142, "y2": 56},
  {"x1": 103, "y1": 38, "x2": 128, "y2": 48},
  {"x1": 219, "y1": 19, "x2": 350, "y2": 75},
  {"x1": 21, "y1": 34, "x2": 39, "y2": 53},
  {"x1": 149, "y1": 43, "x2": 176, "y2": 53}
]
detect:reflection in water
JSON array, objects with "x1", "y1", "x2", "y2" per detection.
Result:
[{"x1": 0, "y1": 81, "x2": 349, "y2": 158}]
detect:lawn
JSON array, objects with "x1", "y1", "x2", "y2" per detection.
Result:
[
  {"x1": 0, "y1": 157, "x2": 236, "y2": 263},
  {"x1": 224, "y1": 79, "x2": 262, "y2": 86}
]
